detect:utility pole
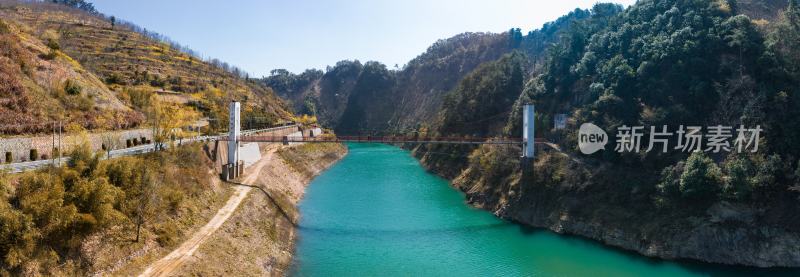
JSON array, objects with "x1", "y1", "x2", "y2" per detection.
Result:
[
  {"x1": 58, "y1": 120, "x2": 62, "y2": 167},
  {"x1": 135, "y1": 166, "x2": 146, "y2": 242},
  {"x1": 52, "y1": 121, "x2": 56, "y2": 166},
  {"x1": 151, "y1": 108, "x2": 158, "y2": 152}
]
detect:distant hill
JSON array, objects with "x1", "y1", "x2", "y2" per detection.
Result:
[
  {"x1": 265, "y1": 6, "x2": 597, "y2": 135},
  {"x1": 0, "y1": 1, "x2": 291, "y2": 135},
  {"x1": 264, "y1": 32, "x2": 514, "y2": 134}
]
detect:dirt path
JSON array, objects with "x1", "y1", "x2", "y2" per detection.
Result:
[{"x1": 138, "y1": 146, "x2": 278, "y2": 277}]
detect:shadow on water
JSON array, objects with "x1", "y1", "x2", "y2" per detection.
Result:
[{"x1": 511, "y1": 223, "x2": 800, "y2": 277}]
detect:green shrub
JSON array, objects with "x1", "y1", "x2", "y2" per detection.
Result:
[
  {"x1": 679, "y1": 152, "x2": 722, "y2": 200},
  {"x1": 0, "y1": 19, "x2": 10, "y2": 34},
  {"x1": 657, "y1": 163, "x2": 683, "y2": 198},
  {"x1": 123, "y1": 88, "x2": 151, "y2": 110},
  {"x1": 45, "y1": 38, "x2": 60, "y2": 50},
  {"x1": 723, "y1": 156, "x2": 754, "y2": 200},
  {"x1": 105, "y1": 73, "x2": 122, "y2": 85},
  {"x1": 64, "y1": 79, "x2": 82, "y2": 95},
  {"x1": 162, "y1": 188, "x2": 184, "y2": 213},
  {"x1": 68, "y1": 143, "x2": 101, "y2": 177},
  {"x1": 40, "y1": 49, "x2": 58, "y2": 60},
  {"x1": 751, "y1": 154, "x2": 783, "y2": 190},
  {"x1": 75, "y1": 94, "x2": 94, "y2": 111},
  {"x1": 795, "y1": 162, "x2": 800, "y2": 187},
  {"x1": 154, "y1": 222, "x2": 178, "y2": 247},
  {"x1": 67, "y1": 178, "x2": 125, "y2": 229},
  {"x1": 29, "y1": 149, "x2": 38, "y2": 161}
]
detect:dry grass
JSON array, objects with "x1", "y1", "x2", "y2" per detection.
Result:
[
  {"x1": 278, "y1": 143, "x2": 347, "y2": 180},
  {"x1": 80, "y1": 143, "x2": 234, "y2": 276},
  {"x1": 0, "y1": 3, "x2": 292, "y2": 135},
  {"x1": 176, "y1": 143, "x2": 346, "y2": 276}
]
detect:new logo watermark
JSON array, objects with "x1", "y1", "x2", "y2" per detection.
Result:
[
  {"x1": 577, "y1": 124, "x2": 762, "y2": 155},
  {"x1": 578, "y1": 123, "x2": 608, "y2": 154}
]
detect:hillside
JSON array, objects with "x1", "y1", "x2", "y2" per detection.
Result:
[
  {"x1": 0, "y1": 1, "x2": 291, "y2": 134},
  {"x1": 432, "y1": 0, "x2": 800, "y2": 267},
  {"x1": 265, "y1": 6, "x2": 600, "y2": 136},
  {"x1": 269, "y1": 0, "x2": 800, "y2": 267}
]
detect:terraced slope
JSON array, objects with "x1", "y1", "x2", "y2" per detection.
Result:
[{"x1": 0, "y1": 2, "x2": 291, "y2": 134}]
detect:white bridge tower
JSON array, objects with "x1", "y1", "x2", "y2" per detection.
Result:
[
  {"x1": 522, "y1": 104, "x2": 535, "y2": 160},
  {"x1": 226, "y1": 101, "x2": 241, "y2": 180}
]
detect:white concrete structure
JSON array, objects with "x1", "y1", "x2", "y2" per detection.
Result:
[
  {"x1": 238, "y1": 143, "x2": 261, "y2": 168},
  {"x1": 523, "y1": 104, "x2": 535, "y2": 159},
  {"x1": 309, "y1": 128, "x2": 323, "y2": 137},
  {"x1": 228, "y1": 102, "x2": 241, "y2": 166},
  {"x1": 287, "y1": 131, "x2": 303, "y2": 145}
]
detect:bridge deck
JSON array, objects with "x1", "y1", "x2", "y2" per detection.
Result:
[{"x1": 225, "y1": 135, "x2": 548, "y2": 145}]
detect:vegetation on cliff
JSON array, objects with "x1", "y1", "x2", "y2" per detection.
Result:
[{"x1": 454, "y1": 0, "x2": 800, "y2": 266}]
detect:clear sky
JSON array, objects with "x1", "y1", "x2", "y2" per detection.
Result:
[{"x1": 91, "y1": 0, "x2": 637, "y2": 77}]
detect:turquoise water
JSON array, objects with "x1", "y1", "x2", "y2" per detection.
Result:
[{"x1": 291, "y1": 143, "x2": 798, "y2": 276}]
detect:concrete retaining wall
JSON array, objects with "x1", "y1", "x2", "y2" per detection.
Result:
[
  {"x1": 0, "y1": 129, "x2": 152, "y2": 163},
  {"x1": 238, "y1": 143, "x2": 261, "y2": 168}
]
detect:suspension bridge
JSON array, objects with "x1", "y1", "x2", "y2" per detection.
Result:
[
  {"x1": 227, "y1": 135, "x2": 546, "y2": 145},
  {"x1": 221, "y1": 102, "x2": 541, "y2": 179},
  {"x1": 2, "y1": 102, "x2": 544, "y2": 175}
]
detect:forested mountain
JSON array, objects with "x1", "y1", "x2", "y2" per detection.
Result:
[
  {"x1": 0, "y1": 1, "x2": 291, "y2": 134},
  {"x1": 270, "y1": 0, "x2": 800, "y2": 267},
  {"x1": 463, "y1": 0, "x2": 800, "y2": 267},
  {"x1": 264, "y1": 32, "x2": 513, "y2": 134},
  {"x1": 266, "y1": 8, "x2": 598, "y2": 135}
]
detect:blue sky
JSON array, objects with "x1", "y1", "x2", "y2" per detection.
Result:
[{"x1": 92, "y1": 0, "x2": 636, "y2": 77}]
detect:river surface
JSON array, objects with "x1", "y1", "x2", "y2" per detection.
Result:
[{"x1": 291, "y1": 143, "x2": 798, "y2": 276}]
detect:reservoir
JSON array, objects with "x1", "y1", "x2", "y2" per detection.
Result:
[{"x1": 291, "y1": 143, "x2": 797, "y2": 276}]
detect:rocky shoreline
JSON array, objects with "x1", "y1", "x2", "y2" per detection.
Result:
[
  {"x1": 176, "y1": 143, "x2": 348, "y2": 276},
  {"x1": 411, "y1": 146, "x2": 800, "y2": 268}
]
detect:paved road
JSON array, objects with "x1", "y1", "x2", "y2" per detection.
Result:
[{"x1": 0, "y1": 125, "x2": 297, "y2": 173}]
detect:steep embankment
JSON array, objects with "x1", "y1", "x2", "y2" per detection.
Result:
[
  {"x1": 175, "y1": 143, "x2": 347, "y2": 276},
  {"x1": 138, "y1": 145, "x2": 280, "y2": 277}
]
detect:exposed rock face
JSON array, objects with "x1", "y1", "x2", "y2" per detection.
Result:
[
  {"x1": 502, "y1": 198, "x2": 800, "y2": 267},
  {"x1": 441, "y1": 155, "x2": 800, "y2": 268}
]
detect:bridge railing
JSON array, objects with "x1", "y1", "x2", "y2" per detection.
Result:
[{"x1": 225, "y1": 135, "x2": 546, "y2": 145}]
